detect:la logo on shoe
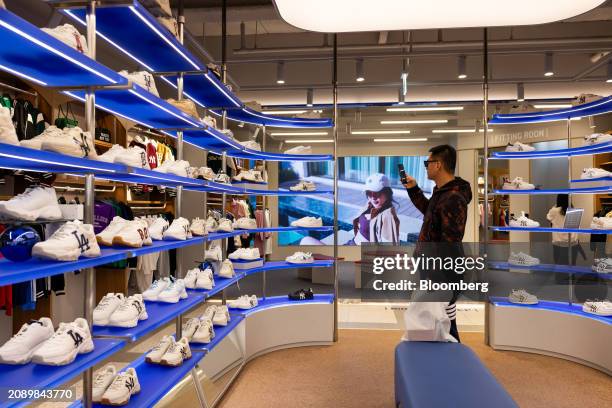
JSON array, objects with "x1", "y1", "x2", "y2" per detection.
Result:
[{"x1": 72, "y1": 230, "x2": 90, "y2": 253}]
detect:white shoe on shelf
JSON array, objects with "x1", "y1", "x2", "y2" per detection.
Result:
[
  {"x1": 228, "y1": 295, "x2": 258, "y2": 310},
  {"x1": 20, "y1": 126, "x2": 63, "y2": 150},
  {"x1": 163, "y1": 217, "x2": 192, "y2": 240},
  {"x1": 508, "y1": 252, "x2": 540, "y2": 266},
  {"x1": 32, "y1": 220, "x2": 101, "y2": 261},
  {"x1": 148, "y1": 217, "x2": 169, "y2": 240},
  {"x1": 114, "y1": 146, "x2": 149, "y2": 169},
  {"x1": 0, "y1": 186, "x2": 62, "y2": 221},
  {"x1": 92, "y1": 365, "x2": 117, "y2": 403},
  {"x1": 205, "y1": 243, "x2": 223, "y2": 261},
  {"x1": 0, "y1": 317, "x2": 54, "y2": 364},
  {"x1": 206, "y1": 216, "x2": 219, "y2": 233},
  {"x1": 190, "y1": 217, "x2": 207, "y2": 236},
  {"x1": 583, "y1": 133, "x2": 612, "y2": 146},
  {"x1": 96, "y1": 216, "x2": 128, "y2": 246},
  {"x1": 592, "y1": 258, "x2": 612, "y2": 273},
  {"x1": 196, "y1": 268, "x2": 215, "y2": 289},
  {"x1": 240, "y1": 140, "x2": 261, "y2": 151},
  {"x1": 100, "y1": 367, "x2": 140, "y2": 406},
  {"x1": 290, "y1": 216, "x2": 323, "y2": 228},
  {"x1": 119, "y1": 70, "x2": 159, "y2": 97},
  {"x1": 182, "y1": 318, "x2": 200, "y2": 341},
  {"x1": 218, "y1": 259, "x2": 235, "y2": 278},
  {"x1": 284, "y1": 145, "x2": 312, "y2": 155},
  {"x1": 580, "y1": 168, "x2": 612, "y2": 179},
  {"x1": 286, "y1": 251, "x2": 314, "y2": 264},
  {"x1": 582, "y1": 300, "x2": 612, "y2": 316},
  {"x1": 508, "y1": 289, "x2": 539, "y2": 305},
  {"x1": 197, "y1": 167, "x2": 216, "y2": 181},
  {"x1": 509, "y1": 211, "x2": 540, "y2": 228},
  {"x1": 166, "y1": 160, "x2": 191, "y2": 178},
  {"x1": 590, "y1": 217, "x2": 612, "y2": 230},
  {"x1": 217, "y1": 218, "x2": 234, "y2": 232},
  {"x1": 157, "y1": 279, "x2": 188, "y2": 303},
  {"x1": 505, "y1": 141, "x2": 535, "y2": 152},
  {"x1": 112, "y1": 219, "x2": 151, "y2": 248},
  {"x1": 0, "y1": 106, "x2": 18, "y2": 145},
  {"x1": 145, "y1": 335, "x2": 174, "y2": 364},
  {"x1": 184, "y1": 268, "x2": 199, "y2": 289},
  {"x1": 233, "y1": 217, "x2": 257, "y2": 230},
  {"x1": 41, "y1": 24, "x2": 88, "y2": 53},
  {"x1": 501, "y1": 177, "x2": 535, "y2": 190},
  {"x1": 192, "y1": 318, "x2": 214, "y2": 344},
  {"x1": 41, "y1": 127, "x2": 97, "y2": 159},
  {"x1": 31, "y1": 318, "x2": 94, "y2": 365},
  {"x1": 214, "y1": 172, "x2": 231, "y2": 184},
  {"x1": 160, "y1": 337, "x2": 191, "y2": 366},
  {"x1": 228, "y1": 247, "x2": 260, "y2": 261},
  {"x1": 93, "y1": 293, "x2": 125, "y2": 326},
  {"x1": 201, "y1": 305, "x2": 217, "y2": 322},
  {"x1": 142, "y1": 277, "x2": 172, "y2": 301},
  {"x1": 289, "y1": 181, "x2": 316, "y2": 191},
  {"x1": 97, "y1": 144, "x2": 126, "y2": 163},
  {"x1": 212, "y1": 305, "x2": 230, "y2": 326},
  {"x1": 108, "y1": 294, "x2": 148, "y2": 328}
]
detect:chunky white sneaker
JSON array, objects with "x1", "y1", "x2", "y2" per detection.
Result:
[
  {"x1": 286, "y1": 251, "x2": 314, "y2": 264},
  {"x1": 114, "y1": 146, "x2": 149, "y2": 169},
  {"x1": 212, "y1": 305, "x2": 230, "y2": 326},
  {"x1": 0, "y1": 186, "x2": 62, "y2": 221},
  {"x1": 108, "y1": 295, "x2": 148, "y2": 328},
  {"x1": 41, "y1": 127, "x2": 97, "y2": 159},
  {"x1": 505, "y1": 141, "x2": 535, "y2": 152},
  {"x1": 240, "y1": 140, "x2": 261, "y2": 151},
  {"x1": 234, "y1": 169, "x2": 264, "y2": 182},
  {"x1": 163, "y1": 217, "x2": 192, "y2": 240},
  {"x1": 228, "y1": 247, "x2": 260, "y2": 260},
  {"x1": 508, "y1": 252, "x2": 540, "y2": 266},
  {"x1": 217, "y1": 218, "x2": 234, "y2": 232},
  {"x1": 96, "y1": 216, "x2": 128, "y2": 246},
  {"x1": 218, "y1": 259, "x2": 235, "y2": 278},
  {"x1": 145, "y1": 335, "x2": 174, "y2": 363},
  {"x1": 93, "y1": 293, "x2": 125, "y2": 326},
  {"x1": 142, "y1": 277, "x2": 172, "y2": 301},
  {"x1": 0, "y1": 106, "x2": 18, "y2": 145},
  {"x1": 41, "y1": 24, "x2": 88, "y2": 53},
  {"x1": 160, "y1": 337, "x2": 191, "y2": 366},
  {"x1": 197, "y1": 167, "x2": 216, "y2": 181},
  {"x1": 20, "y1": 126, "x2": 64, "y2": 150},
  {"x1": 502, "y1": 177, "x2": 535, "y2": 190},
  {"x1": 190, "y1": 217, "x2": 207, "y2": 236},
  {"x1": 582, "y1": 300, "x2": 612, "y2": 316},
  {"x1": 205, "y1": 243, "x2": 223, "y2": 261},
  {"x1": 149, "y1": 217, "x2": 169, "y2": 240},
  {"x1": 196, "y1": 268, "x2": 215, "y2": 289},
  {"x1": 201, "y1": 305, "x2": 217, "y2": 322},
  {"x1": 0, "y1": 317, "x2": 54, "y2": 364},
  {"x1": 112, "y1": 219, "x2": 150, "y2": 248},
  {"x1": 32, "y1": 318, "x2": 94, "y2": 365},
  {"x1": 581, "y1": 168, "x2": 612, "y2": 179},
  {"x1": 184, "y1": 268, "x2": 199, "y2": 289},
  {"x1": 508, "y1": 289, "x2": 538, "y2": 305},
  {"x1": 583, "y1": 133, "x2": 612, "y2": 146},
  {"x1": 228, "y1": 295, "x2": 258, "y2": 309},
  {"x1": 290, "y1": 216, "x2": 323, "y2": 227},
  {"x1": 182, "y1": 318, "x2": 200, "y2": 341},
  {"x1": 119, "y1": 70, "x2": 159, "y2": 97},
  {"x1": 290, "y1": 181, "x2": 316, "y2": 191},
  {"x1": 157, "y1": 279, "x2": 188, "y2": 303},
  {"x1": 509, "y1": 211, "x2": 540, "y2": 228},
  {"x1": 233, "y1": 217, "x2": 257, "y2": 230},
  {"x1": 157, "y1": 160, "x2": 190, "y2": 177},
  {"x1": 206, "y1": 216, "x2": 219, "y2": 233},
  {"x1": 590, "y1": 217, "x2": 612, "y2": 230},
  {"x1": 97, "y1": 144, "x2": 126, "y2": 163},
  {"x1": 192, "y1": 318, "x2": 214, "y2": 344},
  {"x1": 214, "y1": 172, "x2": 231, "y2": 184},
  {"x1": 92, "y1": 365, "x2": 117, "y2": 403},
  {"x1": 100, "y1": 367, "x2": 140, "y2": 406},
  {"x1": 592, "y1": 258, "x2": 612, "y2": 273},
  {"x1": 32, "y1": 220, "x2": 101, "y2": 261},
  {"x1": 284, "y1": 145, "x2": 312, "y2": 155}
]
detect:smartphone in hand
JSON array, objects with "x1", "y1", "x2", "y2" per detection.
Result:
[{"x1": 398, "y1": 164, "x2": 407, "y2": 184}]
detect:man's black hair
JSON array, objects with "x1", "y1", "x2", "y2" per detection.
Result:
[{"x1": 429, "y1": 144, "x2": 456, "y2": 173}]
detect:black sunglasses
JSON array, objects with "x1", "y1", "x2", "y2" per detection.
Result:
[{"x1": 423, "y1": 160, "x2": 439, "y2": 168}]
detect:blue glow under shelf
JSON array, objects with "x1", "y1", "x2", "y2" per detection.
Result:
[
  {"x1": 93, "y1": 292, "x2": 205, "y2": 342},
  {"x1": 212, "y1": 106, "x2": 333, "y2": 128},
  {"x1": 228, "y1": 294, "x2": 334, "y2": 316},
  {"x1": 488, "y1": 261, "x2": 612, "y2": 280},
  {"x1": 0, "y1": 339, "x2": 125, "y2": 408},
  {"x1": 489, "y1": 297, "x2": 612, "y2": 325},
  {"x1": 186, "y1": 272, "x2": 246, "y2": 299},
  {"x1": 492, "y1": 186, "x2": 612, "y2": 195},
  {"x1": 489, "y1": 226, "x2": 612, "y2": 234},
  {"x1": 571, "y1": 176, "x2": 612, "y2": 183},
  {"x1": 490, "y1": 141, "x2": 612, "y2": 158},
  {"x1": 489, "y1": 96, "x2": 612, "y2": 124},
  {"x1": 243, "y1": 260, "x2": 334, "y2": 277},
  {"x1": 0, "y1": 248, "x2": 127, "y2": 287},
  {"x1": 116, "y1": 236, "x2": 207, "y2": 257},
  {"x1": 206, "y1": 226, "x2": 334, "y2": 242},
  {"x1": 189, "y1": 314, "x2": 244, "y2": 352},
  {"x1": 0, "y1": 8, "x2": 126, "y2": 88}
]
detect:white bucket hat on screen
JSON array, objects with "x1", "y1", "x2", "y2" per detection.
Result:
[{"x1": 365, "y1": 173, "x2": 390, "y2": 193}]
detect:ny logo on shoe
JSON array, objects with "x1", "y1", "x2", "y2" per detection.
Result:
[
  {"x1": 72, "y1": 231, "x2": 91, "y2": 253},
  {"x1": 144, "y1": 75, "x2": 152, "y2": 91},
  {"x1": 74, "y1": 133, "x2": 91, "y2": 157},
  {"x1": 140, "y1": 151, "x2": 147, "y2": 167},
  {"x1": 73, "y1": 33, "x2": 84, "y2": 53},
  {"x1": 132, "y1": 301, "x2": 143, "y2": 314},
  {"x1": 67, "y1": 329, "x2": 84, "y2": 346},
  {"x1": 137, "y1": 228, "x2": 149, "y2": 240},
  {"x1": 125, "y1": 376, "x2": 135, "y2": 392},
  {"x1": 180, "y1": 347, "x2": 188, "y2": 359}
]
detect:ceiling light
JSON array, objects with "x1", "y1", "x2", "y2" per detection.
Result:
[
  {"x1": 271, "y1": 131, "x2": 329, "y2": 136},
  {"x1": 432, "y1": 128, "x2": 494, "y2": 133},
  {"x1": 386, "y1": 106, "x2": 464, "y2": 112},
  {"x1": 607, "y1": 61, "x2": 612, "y2": 83},
  {"x1": 307, "y1": 88, "x2": 314, "y2": 106},
  {"x1": 533, "y1": 104, "x2": 572, "y2": 109},
  {"x1": 397, "y1": 88, "x2": 405, "y2": 105},
  {"x1": 544, "y1": 52, "x2": 554, "y2": 77},
  {"x1": 381, "y1": 119, "x2": 448, "y2": 124},
  {"x1": 355, "y1": 58, "x2": 365, "y2": 82},
  {"x1": 276, "y1": 61, "x2": 285, "y2": 84},
  {"x1": 265, "y1": 110, "x2": 308, "y2": 115},
  {"x1": 284, "y1": 139, "x2": 333, "y2": 143},
  {"x1": 351, "y1": 130, "x2": 411, "y2": 135},
  {"x1": 374, "y1": 138, "x2": 427, "y2": 142},
  {"x1": 272, "y1": 0, "x2": 606, "y2": 32},
  {"x1": 457, "y1": 55, "x2": 467, "y2": 79},
  {"x1": 401, "y1": 57, "x2": 409, "y2": 95},
  {"x1": 516, "y1": 83, "x2": 525, "y2": 102}
]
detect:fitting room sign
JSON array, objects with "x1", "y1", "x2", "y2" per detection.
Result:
[{"x1": 491, "y1": 128, "x2": 549, "y2": 145}]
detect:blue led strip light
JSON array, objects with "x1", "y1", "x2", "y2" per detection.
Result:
[
  {"x1": 490, "y1": 226, "x2": 612, "y2": 234},
  {"x1": 489, "y1": 96, "x2": 612, "y2": 124},
  {"x1": 493, "y1": 186, "x2": 612, "y2": 195},
  {"x1": 491, "y1": 141, "x2": 612, "y2": 159},
  {"x1": 489, "y1": 297, "x2": 612, "y2": 325}
]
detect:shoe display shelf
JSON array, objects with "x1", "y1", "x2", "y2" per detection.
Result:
[
  {"x1": 187, "y1": 314, "x2": 245, "y2": 352},
  {"x1": 228, "y1": 294, "x2": 335, "y2": 317},
  {"x1": 485, "y1": 98, "x2": 612, "y2": 375}
]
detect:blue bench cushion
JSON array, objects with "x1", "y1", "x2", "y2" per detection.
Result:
[{"x1": 395, "y1": 342, "x2": 518, "y2": 408}]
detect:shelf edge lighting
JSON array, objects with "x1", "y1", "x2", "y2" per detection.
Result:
[{"x1": 272, "y1": 0, "x2": 606, "y2": 32}]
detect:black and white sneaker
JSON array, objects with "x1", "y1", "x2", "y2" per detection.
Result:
[{"x1": 288, "y1": 288, "x2": 314, "y2": 301}]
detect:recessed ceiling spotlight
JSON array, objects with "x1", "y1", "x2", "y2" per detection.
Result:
[
  {"x1": 307, "y1": 88, "x2": 314, "y2": 106},
  {"x1": 457, "y1": 55, "x2": 467, "y2": 79},
  {"x1": 355, "y1": 58, "x2": 365, "y2": 82},
  {"x1": 544, "y1": 52, "x2": 554, "y2": 77},
  {"x1": 276, "y1": 61, "x2": 285, "y2": 84},
  {"x1": 516, "y1": 83, "x2": 525, "y2": 102}
]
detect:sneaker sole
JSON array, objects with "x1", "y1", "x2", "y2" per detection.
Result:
[
  {"x1": 107, "y1": 317, "x2": 138, "y2": 328},
  {"x1": 100, "y1": 388, "x2": 139, "y2": 407},
  {"x1": 286, "y1": 260, "x2": 314, "y2": 264},
  {"x1": 32, "y1": 246, "x2": 81, "y2": 261},
  {"x1": 113, "y1": 236, "x2": 144, "y2": 248},
  {"x1": 0, "y1": 204, "x2": 62, "y2": 222},
  {"x1": 32, "y1": 337, "x2": 94, "y2": 365}
]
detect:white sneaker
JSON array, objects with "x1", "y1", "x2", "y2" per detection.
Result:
[
  {"x1": 216, "y1": 218, "x2": 234, "y2": 232},
  {"x1": 190, "y1": 217, "x2": 207, "y2": 236},
  {"x1": 228, "y1": 295, "x2": 258, "y2": 309},
  {"x1": 242, "y1": 169, "x2": 264, "y2": 182},
  {"x1": 290, "y1": 216, "x2": 323, "y2": 227},
  {"x1": 196, "y1": 268, "x2": 215, "y2": 289},
  {"x1": 0, "y1": 317, "x2": 54, "y2": 364},
  {"x1": 41, "y1": 24, "x2": 88, "y2": 53},
  {"x1": 590, "y1": 217, "x2": 612, "y2": 230},
  {"x1": 197, "y1": 167, "x2": 216, "y2": 180},
  {"x1": 96, "y1": 216, "x2": 128, "y2": 246},
  {"x1": 192, "y1": 318, "x2": 214, "y2": 343},
  {"x1": 286, "y1": 251, "x2": 314, "y2": 264},
  {"x1": 508, "y1": 289, "x2": 538, "y2": 305},
  {"x1": 108, "y1": 294, "x2": 148, "y2": 328},
  {"x1": 97, "y1": 144, "x2": 126, "y2": 163},
  {"x1": 157, "y1": 160, "x2": 190, "y2": 177},
  {"x1": 214, "y1": 172, "x2": 231, "y2": 184},
  {"x1": 92, "y1": 365, "x2": 117, "y2": 403},
  {"x1": 592, "y1": 258, "x2": 612, "y2": 273},
  {"x1": 505, "y1": 141, "x2": 535, "y2": 152},
  {"x1": 581, "y1": 168, "x2": 612, "y2": 179},
  {"x1": 32, "y1": 220, "x2": 101, "y2": 261},
  {"x1": 212, "y1": 305, "x2": 230, "y2": 326},
  {"x1": 583, "y1": 133, "x2": 612, "y2": 146},
  {"x1": 41, "y1": 127, "x2": 97, "y2": 159},
  {"x1": 284, "y1": 145, "x2": 312, "y2": 155},
  {"x1": 201, "y1": 305, "x2": 218, "y2": 322},
  {"x1": 20, "y1": 126, "x2": 63, "y2": 150},
  {"x1": 112, "y1": 219, "x2": 151, "y2": 248},
  {"x1": 0, "y1": 106, "x2": 18, "y2": 145},
  {"x1": 182, "y1": 318, "x2": 200, "y2": 341},
  {"x1": 149, "y1": 217, "x2": 169, "y2": 240},
  {"x1": 32, "y1": 318, "x2": 94, "y2": 365},
  {"x1": 502, "y1": 177, "x2": 535, "y2": 190},
  {"x1": 184, "y1": 268, "x2": 199, "y2": 289},
  {"x1": 240, "y1": 140, "x2": 261, "y2": 151},
  {"x1": 114, "y1": 146, "x2": 149, "y2": 169},
  {"x1": 229, "y1": 247, "x2": 260, "y2": 261},
  {"x1": 119, "y1": 70, "x2": 159, "y2": 97},
  {"x1": 163, "y1": 217, "x2": 192, "y2": 240},
  {"x1": 142, "y1": 277, "x2": 172, "y2": 301},
  {"x1": 509, "y1": 211, "x2": 540, "y2": 228},
  {"x1": 218, "y1": 259, "x2": 235, "y2": 278},
  {"x1": 508, "y1": 252, "x2": 540, "y2": 266},
  {"x1": 0, "y1": 186, "x2": 62, "y2": 221},
  {"x1": 582, "y1": 300, "x2": 612, "y2": 316},
  {"x1": 234, "y1": 217, "x2": 257, "y2": 230},
  {"x1": 157, "y1": 279, "x2": 188, "y2": 303},
  {"x1": 290, "y1": 181, "x2": 316, "y2": 191},
  {"x1": 205, "y1": 243, "x2": 223, "y2": 261},
  {"x1": 93, "y1": 293, "x2": 125, "y2": 326},
  {"x1": 160, "y1": 337, "x2": 191, "y2": 366},
  {"x1": 100, "y1": 367, "x2": 140, "y2": 406},
  {"x1": 206, "y1": 216, "x2": 219, "y2": 233},
  {"x1": 145, "y1": 335, "x2": 174, "y2": 363}
]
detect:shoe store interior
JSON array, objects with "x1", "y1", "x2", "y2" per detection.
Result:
[{"x1": 0, "y1": 0, "x2": 610, "y2": 407}]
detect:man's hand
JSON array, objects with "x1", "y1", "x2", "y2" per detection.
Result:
[{"x1": 402, "y1": 175, "x2": 417, "y2": 189}]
